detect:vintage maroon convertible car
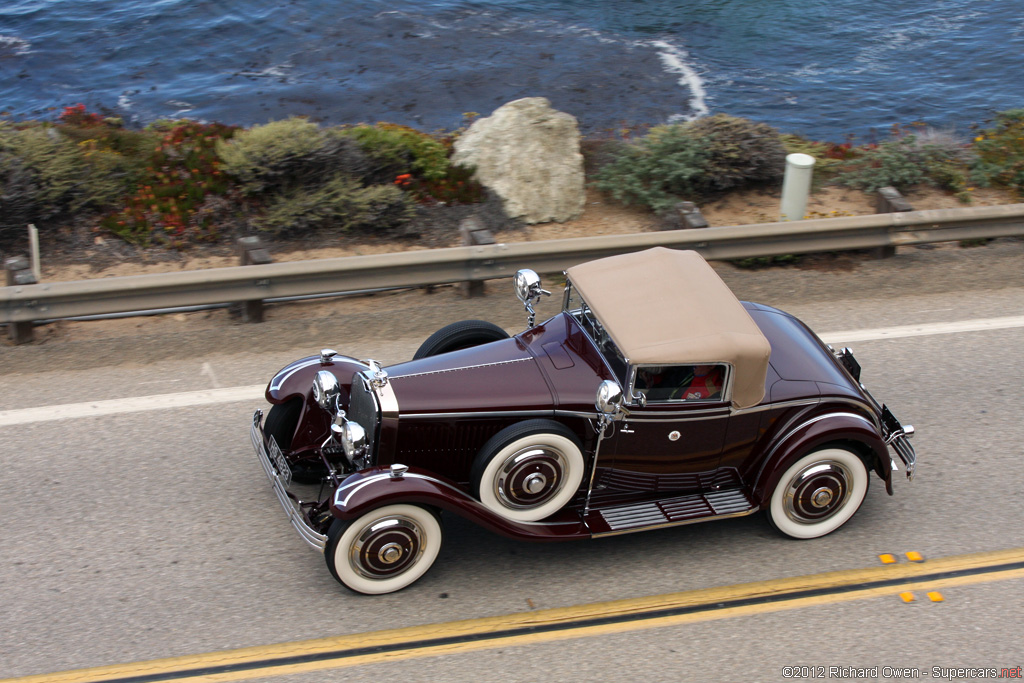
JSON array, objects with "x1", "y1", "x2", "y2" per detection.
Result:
[{"x1": 251, "y1": 248, "x2": 916, "y2": 594}]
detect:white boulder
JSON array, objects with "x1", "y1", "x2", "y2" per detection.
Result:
[{"x1": 452, "y1": 98, "x2": 585, "y2": 224}]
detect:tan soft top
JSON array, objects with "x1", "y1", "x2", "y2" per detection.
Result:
[{"x1": 566, "y1": 248, "x2": 771, "y2": 408}]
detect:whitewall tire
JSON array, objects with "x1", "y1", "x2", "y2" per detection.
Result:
[
  {"x1": 767, "y1": 447, "x2": 869, "y2": 540},
  {"x1": 325, "y1": 504, "x2": 442, "y2": 595},
  {"x1": 471, "y1": 420, "x2": 585, "y2": 523}
]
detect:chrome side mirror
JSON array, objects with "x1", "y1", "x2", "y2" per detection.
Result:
[
  {"x1": 514, "y1": 269, "x2": 550, "y2": 327},
  {"x1": 595, "y1": 380, "x2": 624, "y2": 416}
]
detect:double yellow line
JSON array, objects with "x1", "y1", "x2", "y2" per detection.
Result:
[{"x1": 7, "y1": 547, "x2": 1024, "y2": 683}]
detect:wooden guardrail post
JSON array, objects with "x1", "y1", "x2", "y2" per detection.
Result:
[
  {"x1": 875, "y1": 187, "x2": 913, "y2": 258},
  {"x1": 236, "y1": 236, "x2": 273, "y2": 322},
  {"x1": 460, "y1": 217, "x2": 495, "y2": 298},
  {"x1": 676, "y1": 202, "x2": 709, "y2": 230},
  {"x1": 5, "y1": 256, "x2": 37, "y2": 344}
]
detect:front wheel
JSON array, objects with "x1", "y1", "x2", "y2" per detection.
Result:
[
  {"x1": 766, "y1": 446, "x2": 869, "y2": 539},
  {"x1": 325, "y1": 504, "x2": 443, "y2": 595}
]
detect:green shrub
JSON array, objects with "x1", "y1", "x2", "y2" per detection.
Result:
[
  {"x1": 340, "y1": 123, "x2": 449, "y2": 183},
  {"x1": 0, "y1": 123, "x2": 93, "y2": 244},
  {"x1": 593, "y1": 114, "x2": 786, "y2": 212},
  {"x1": 671, "y1": 115, "x2": 786, "y2": 193},
  {"x1": 217, "y1": 118, "x2": 367, "y2": 195},
  {"x1": 256, "y1": 175, "x2": 413, "y2": 236},
  {"x1": 834, "y1": 134, "x2": 970, "y2": 197},
  {"x1": 970, "y1": 109, "x2": 1024, "y2": 196}
]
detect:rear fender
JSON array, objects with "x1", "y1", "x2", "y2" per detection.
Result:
[
  {"x1": 265, "y1": 354, "x2": 369, "y2": 454},
  {"x1": 752, "y1": 411, "x2": 891, "y2": 506},
  {"x1": 331, "y1": 467, "x2": 589, "y2": 542}
]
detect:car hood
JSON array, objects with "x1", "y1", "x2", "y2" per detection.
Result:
[{"x1": 384, "y1": 338, "x2": 555, "y2": 415}]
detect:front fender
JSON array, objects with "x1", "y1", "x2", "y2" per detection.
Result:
[
  {"x1": 752, "y1": 411, "x2": 891, "y2": 506},
  {"x1": 331, "y1": 467, "x2": 589, "y2": 542},
  {"x1": 265, "y1": 354, "x2": 369, "y2": 454},
  {"x1": 266, "y1": 354, "x2": 368, "y2": 404}
]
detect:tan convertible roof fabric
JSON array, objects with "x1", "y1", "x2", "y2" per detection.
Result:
[{"x1": 566, "y1": 248, "x2": 771, "y2": 408}]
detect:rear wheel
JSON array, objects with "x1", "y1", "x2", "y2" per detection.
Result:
[
  {"x1": 413, "y1": 320, "x2": 510, "y2": 359},
  {"x1": 766, "y1": 446, "x2": 869, "y2": 539},
  {"x1": 325, "y1": 504, "x2": 443, "y2": 594}
]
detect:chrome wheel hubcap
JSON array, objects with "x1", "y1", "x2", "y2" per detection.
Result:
[
  {"x1": 349, "y1": 516, "x2": 425, "y2": 579},
  {"x1": 783, "y1": 460, "x2": 852, "y2": 523},
  {"x1": 494, "y1": 446, "x2": 567, "y2": 510}
]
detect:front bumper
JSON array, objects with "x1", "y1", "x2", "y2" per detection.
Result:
[{"x1": 251, "y1": 410, "x2": 327, "y2": 551}]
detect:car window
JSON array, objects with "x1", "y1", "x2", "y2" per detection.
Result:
[
  {"x1": 565, "y1": 284, "x2": 628, "y2": 383},
  {"x1": 633, "y1": 364, "x2": 726, "y2": 403}
]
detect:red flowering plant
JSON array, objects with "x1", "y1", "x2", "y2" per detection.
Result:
[
  {"x1": 101, "y1": 121, "x2": 238, "y2": 247},
  {"x1": 58, "y1": 103, "x2": 105, "y2": 128},
  {"x1": 393, "y1": 164, "x2": 485, "y2": 205}
]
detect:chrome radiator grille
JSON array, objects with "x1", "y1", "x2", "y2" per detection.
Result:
[{"x1": 348, "y1": 375, "x2": 380, "y2": 463}]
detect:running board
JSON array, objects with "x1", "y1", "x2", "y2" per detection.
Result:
[{"x1": 587, "y1": 489, "x2": 759, "y2": 537}]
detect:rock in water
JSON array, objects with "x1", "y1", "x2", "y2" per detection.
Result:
[{"x1": 452, "y1": 98, "x2": 585, "y2": 224}]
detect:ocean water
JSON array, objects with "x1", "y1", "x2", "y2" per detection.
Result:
[{"x1": 1, "y1": 0, "x2": 1022, "y2": 141}]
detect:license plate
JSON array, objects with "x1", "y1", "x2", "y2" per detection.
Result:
[{"x1": 268, "y1": 436, "x2": 292, "y2": 488}]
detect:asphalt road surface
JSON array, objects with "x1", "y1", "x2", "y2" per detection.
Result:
[{"x1": 1, "y1": 240, "x2": 1023, "y2": 682}]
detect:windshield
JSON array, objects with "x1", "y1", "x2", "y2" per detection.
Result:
[{"x1": 564, "y1": 282, "x2": 628, "y2": 383}]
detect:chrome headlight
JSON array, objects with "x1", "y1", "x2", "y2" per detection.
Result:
[
  {"x1": 331, "y1": 419, "x2": 367, "y2": 463},
  {"x1": 313, "y1": 370, "x2": 341, "y2": 411}
]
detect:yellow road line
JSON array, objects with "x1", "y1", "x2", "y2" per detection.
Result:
[{"x1": 6, "y1": 547, "x2": 1024, "y2": 683}]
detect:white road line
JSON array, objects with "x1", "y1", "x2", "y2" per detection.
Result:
[
  {"x1": 2, "y1": 315, "x2": 1023, "y2": 427},
  {"x1": 0, "y1": 385, "x2": 264, "y2": 427},
  {"x1": 819, "y1": 315, "x2": 1024, "y2": 344}
]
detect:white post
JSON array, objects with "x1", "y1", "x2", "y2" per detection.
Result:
[
  {"x1": 780, "y1": 153, "x2": 816, "y2": 221},
  {"x1": 28, "y1": 224, "x2": 41, "y2": 281}
]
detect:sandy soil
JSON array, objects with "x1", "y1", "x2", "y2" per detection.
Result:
[{"x1": 33, "y1": 184, "x2": 1019, "y2": 283}]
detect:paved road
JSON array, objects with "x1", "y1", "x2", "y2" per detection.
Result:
[{"x1": 1, "y1": 241, "x2": 1022, "y2": 682}]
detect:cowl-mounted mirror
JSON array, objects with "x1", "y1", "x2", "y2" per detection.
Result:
[{"x1": 514, "y1": 269, "x2": 550, "y2": 327}]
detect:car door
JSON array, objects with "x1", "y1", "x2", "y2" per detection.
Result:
[{"x1": 599, "y1": 363, "x2": 730, "y2": 495}]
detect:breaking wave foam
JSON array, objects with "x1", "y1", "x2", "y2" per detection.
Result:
[{"x1": 649, "y1": 39, "x2": 708, "y2": 121}]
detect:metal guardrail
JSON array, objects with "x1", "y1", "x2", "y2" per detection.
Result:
[{"x1": 3, "y1": 203, "x2": 1024, "y2": 326}]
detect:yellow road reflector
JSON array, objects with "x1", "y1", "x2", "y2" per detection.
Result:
[
  {"x1": 879, "y1": 554, "x2": 897, "y2": 564},
  {"x1": 899, "y1": 591, "x2": 916, "y2": 603},
  {"x1": 927, "y1": 591, "x2": 945, "y2": 602},
  {"x1": 906, "y1": 551, "x2": 925, "y2": 562}
]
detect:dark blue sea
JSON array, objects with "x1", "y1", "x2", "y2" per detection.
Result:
[{"x1": 2, "y1": 0, "x2": 1022, "y2": 141}]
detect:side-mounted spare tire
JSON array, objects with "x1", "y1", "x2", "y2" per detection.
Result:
[
  {"x1": 412, "y1": 320, "x2": 510, "y2": 359},
  {"x1": 470, "y1": 419, "x2": 586, "y2": 523}
]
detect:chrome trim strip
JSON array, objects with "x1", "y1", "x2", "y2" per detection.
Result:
[
  {"x1": 250, "y1": 410, "x2": 327, "y2": 552},
  {"x1": 398, "y1": 410, "x2": 555, "y2": 420},
  {"x1": 730, "y1": 398, "x2": 819, "y2": 416},
  {"x1": 391, "y1": 357, "x2": 533, "y2": 380},
  {"x1": 619, "y1": 411, "x2": 731, "y2": 423},
  {"x1": 625, "y1": 406, "x2": 732, "y2": 418},
  {"x1": 333, "y1": 471, "x2": 582, "y2": 528}
]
